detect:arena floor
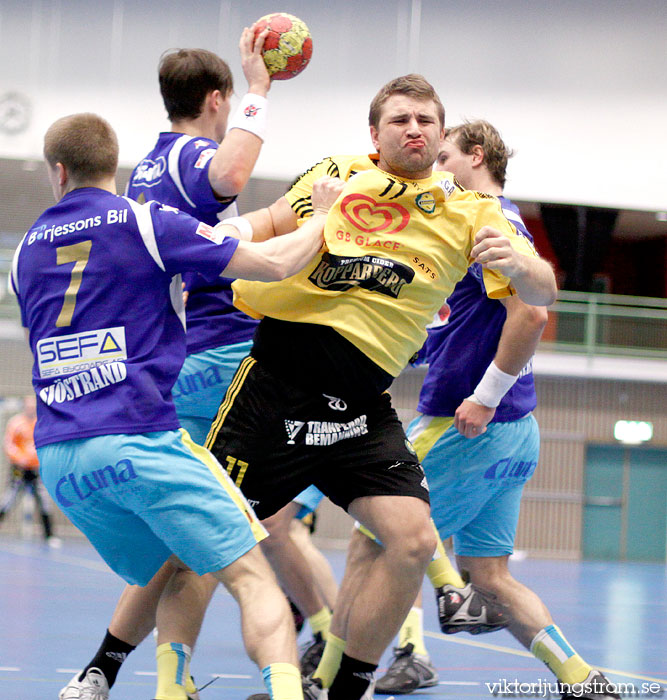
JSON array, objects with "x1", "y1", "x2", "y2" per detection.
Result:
[{"x1": 0, "y1": 535, "x2": 665, "y2": 700}]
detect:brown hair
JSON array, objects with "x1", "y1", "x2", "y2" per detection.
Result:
[
  {"x1": 446, "y1": 119, "x2": 514, "y2": 187},
  {"x1": 368, "y1": 74, "x2": 445, "y2": 129},
  {"x1": 43, "y1": 113, "x2": 118, "y2": 182},
  {"x1": 159, "y1": 48, "x2": 233, "y2": 121}
]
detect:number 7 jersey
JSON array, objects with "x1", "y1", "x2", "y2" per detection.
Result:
[{"x1": 10, "y1": 187, "x2": 239, "y2": 447}]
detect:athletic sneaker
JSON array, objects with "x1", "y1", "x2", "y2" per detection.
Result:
[
  {"x1": 245, "y1": 674, "x2": 325, "y2": 700},
  {"x1": 560, "y1": 670, "x2": 620, "y2": 699},
  {"x1": 300, "y1": 632, "x2": 326, "y2": 676},
  {"x1": 436, "y1": 572, "x2": 509, "y2": 635},
  {"x1": 59, "y1": 668, "x2": 109, "y2": 700},
  {"x1": 375, "y1": 643, "x2": 438, "y2": 694}
]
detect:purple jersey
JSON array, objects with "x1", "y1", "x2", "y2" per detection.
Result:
[
  {"x1": 417, "y1": 197, "x2": 537, "y2": 422},
  {"x1": 11, "y1": 187, "x2": 239, "y2": 447},
  {"x1": 126, "y1": 132, "x2": 258, "y2": 354}
]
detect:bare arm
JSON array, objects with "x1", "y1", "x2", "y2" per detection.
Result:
[
  {"x1": 221, "y1": 213, "x2": 326, "y2": 282},
  {"x1": 242, "y1": 196, "x2": 299, "y2": 242},
  {"x1": 454, "y1": 296, "x2": 548, "y2": 438},
  {"x1": 471, "y1": 226, "x2": 557, "y2": 306},
  {"x1": 219, "y1": 176, "x2": 343, "y2": 281},
  {"x1": 207, "y1": 27, "x2": 271, "y2": 197},
  {"x1": 493, "y1": 296, "x2": 548, "y2": 375}
]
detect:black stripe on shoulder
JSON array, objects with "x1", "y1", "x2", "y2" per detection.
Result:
[
  {"x1": 293, "y1": 200, "x2": 313, "y2": 217},
  {"x1": 326, "y1": 160, "x2": 340, "y2": 178},
  {"x1": 289, "y1": 156, "x2": 336, "y2": 189}
]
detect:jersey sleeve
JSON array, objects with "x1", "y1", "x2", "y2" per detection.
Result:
[
  {"x1": 473, "y1": 196, "x2": 540, "y2": 299},
  {"x1": 177, "y1": 138, "x2": 236, "y2": 214},
  {"x1": 133, "y1": 200, "x2": 239, "y2": 279},
  {"x1": 9, "y1": 234, "x2": 27, "y2": 327},
  {"x1": 284, "y1": 158, "x2": 337, "y2": 223}
]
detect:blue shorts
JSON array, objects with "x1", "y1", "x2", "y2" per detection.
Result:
[
  {"x1": 293, "y1": 485, "x2": 325, "y2": 520},
  {"x1": 38, "y1": 429, "x2": 267, "y2": 586},
  {"x1": 406, "y1": 413, "x2": 539, "y2": 557},
  {"x1": 172, "y1": 341, "x2": 253, "y2": 445}
]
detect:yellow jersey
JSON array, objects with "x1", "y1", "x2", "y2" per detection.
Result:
[{"x1": 233, "y1": 154, "x2": 537, "y2": 377}]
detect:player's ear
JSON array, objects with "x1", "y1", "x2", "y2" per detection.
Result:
[
  {"x1": 208, "y1": 89, "x2": 223, "y2": 112},
  {"x1": 471, "y1": 144, "x2": 485, "y2": 166},
  {"x1": 46, "y1": 161, "x2": 67, "y2": 202},
  {"x1": 370, "y1": 125, "x2": 380, "y2": 151},
  {"x1": 56, "y1": 162, "x2": 67, "y2": 186}
]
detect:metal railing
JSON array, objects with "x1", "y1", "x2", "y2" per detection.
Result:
[
  {"x1": 539, "y1": 291, "x2": 667, "y2": 360},
  {"x1": 1, "y1": 278, "x2": 667, "y2": 360}
]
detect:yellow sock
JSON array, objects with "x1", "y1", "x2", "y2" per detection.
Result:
[
  {"x1": 185, "y1": 675, "x2": 198, "y2": 697},
  {"x1": 530, "y1": 625, "x2": 593, "y2": 685},
  {"x1": 261, "y1": 662, "x2": 302, "y2": 700},
  {"x1": 308, "y1": 606, "x2": 332, "y2": 639},
  {"x1": 426, "y1": 520, "x2": 465, "y2": 588},
  {"x1": 312, "y1": 632, "x2": 346, "y2": 688},
  {"x1": 155, "y1": 642, "x2": 192, "y2": 700},
  {"x1": 398, "y1": 607, "x2": 428, "y2": 656}
]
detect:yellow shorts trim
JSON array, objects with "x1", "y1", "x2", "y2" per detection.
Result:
[
  {"x1": 180, "y1": 428, "x2": 267, "y2": 544},
  {"x1": 205, "y1": 355, "x2": 256, "y2": 448},
  {"x1": 408, "y1": 414, "x2": 455, "y2": 462}
]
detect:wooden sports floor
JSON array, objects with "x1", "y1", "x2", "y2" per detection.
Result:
[{"x1": 0, "y1": 535, "x2": 665, "y2": 700}]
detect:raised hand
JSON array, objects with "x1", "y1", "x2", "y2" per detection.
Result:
[{"x1": 239, "y1": 26, "x2": 271, "y2": 96}]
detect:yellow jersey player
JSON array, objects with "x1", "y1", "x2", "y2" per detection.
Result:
[{"x1": 207, "y1": 74, "x2": 557, "y2": 700}]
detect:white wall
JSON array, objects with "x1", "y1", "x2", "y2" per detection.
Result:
[{"x1": 0, "y1": 0, "x2": 665, "y2": 210}]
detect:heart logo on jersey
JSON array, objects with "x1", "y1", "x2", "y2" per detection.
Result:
[{"x1": 340, "y1": 194, "x2": 410, "y2": 234}]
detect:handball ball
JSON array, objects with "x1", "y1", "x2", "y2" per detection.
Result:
[{"x1": 253, "y1": 12, "x2": 313, "y2": 80}]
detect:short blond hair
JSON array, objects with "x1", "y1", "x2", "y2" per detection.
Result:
[
  {"x1": 446, "y1": 120, "x2": 514, "y2": 188},
  {"x1": 369, "y1": 74, "x2": 445, "y2": 129},
  {"x1": 43, "y1": 113, "x2": 118, "y2": 182}
]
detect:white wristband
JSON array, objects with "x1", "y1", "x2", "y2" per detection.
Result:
[
  {"x1": 227, "y1": 93, "x2": 268, "y2": 141},
  {"x1": 471, "y1": 362, "x2": 518, "y2": 408},
  {"x1": 217, "y1": 216, "x2": 253, "y2": 241}
]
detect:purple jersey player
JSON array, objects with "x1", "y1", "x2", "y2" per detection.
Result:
[{"x1": 12, "y1": 111, "x2": 343, "y2": 700}]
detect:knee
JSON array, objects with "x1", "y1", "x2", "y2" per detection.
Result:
[
  {"x1": 413, "y1": 523, "x2": 438, "y2": 564},
  {"x1": 388, "y1": 521, "x2": 437, "y2": 569}
]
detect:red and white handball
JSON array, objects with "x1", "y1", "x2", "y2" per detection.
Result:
[{"x1": 253, "y1": 12, "x2": 313, "y2": 80}]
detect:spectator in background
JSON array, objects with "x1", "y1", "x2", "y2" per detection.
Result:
[{"x1": 1, "y1": 394, "x2": 61, "y2": 547}]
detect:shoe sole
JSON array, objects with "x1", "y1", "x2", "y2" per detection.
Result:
[
  {"x1": 376, "y1": 671, "x2": 439, "y2": 694},
  {"x1": 376, "y1": 678, "x2": 439, "y2": 695},
  {"x1": 441, "y1": 620, "x2": 509, "y2": 634}
]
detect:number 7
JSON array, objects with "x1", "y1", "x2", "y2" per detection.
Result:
[{"x1": 55, "y1": 240, "x2": 92, "y2": 327}]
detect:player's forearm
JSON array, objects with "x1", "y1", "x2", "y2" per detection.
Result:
[
  {"x1": 257, "y1": 212, "x2": 326, "y2": 279},
  {"x1": 508, "y1": 256, "x2": 557, "y2": 306},
  {"x1": 247, "y1": 198, "x2": 299, "y2": 241},
  {"x1": 208, "y1": 91, "x2": 269, "y2": 197},
  {"x1": 221, "y1": 197, "x2": 299, "y2": 242},
  {"x1": 221, "y1": 213, "x2": 325, "y2": 282},
  {"x1": 494, "y1": 299, "x2": 548, "y2": 375},
  {"x1": 208, "y1": 129, "x2": 263, "y2": 197}
]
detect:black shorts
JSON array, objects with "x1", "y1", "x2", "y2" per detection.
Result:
[{"x1": 206, "y1": 357, "x2": 429, "y2": 520}]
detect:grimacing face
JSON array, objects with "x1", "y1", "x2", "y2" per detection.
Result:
[{"x1": 370, "y1": 94, "x2": 444, "y2": 180}]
